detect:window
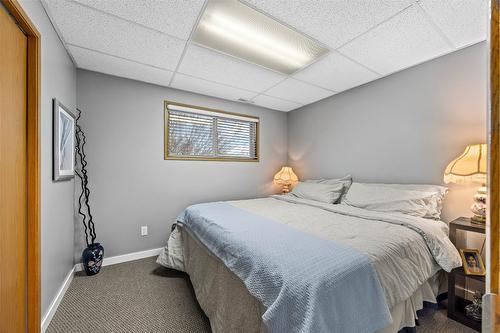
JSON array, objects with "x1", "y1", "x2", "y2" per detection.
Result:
[{"x1": 164, "y1": 101, "x2": 259, "y2": 161}]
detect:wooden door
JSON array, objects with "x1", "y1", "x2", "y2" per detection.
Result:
[
  {"x1": 488, "y1": 0, "x2": 500, "y2": 331},
  {"x1": 0, "y1": 4, "x2": 28, "y2": 333}
]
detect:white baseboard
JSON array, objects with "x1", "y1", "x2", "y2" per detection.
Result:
[
  {"x1": 74, "y1": 247, "x2": 163, "y2": 272},
  {"x1": 42, "y1": 247, "x2": 164, "y2": 331},
  {"x1": 41, "y1": 266, "x2": 75, "y2": 333}
]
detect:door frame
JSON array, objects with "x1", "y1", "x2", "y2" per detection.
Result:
[
  {"x1": 490, "y1": 0, "x2": 499, "y2": 293},
  {"x1": 488, "y1": 0, "x2": 500, "y2": 331},
  {"x1": 1, "y1": 0, "x2": 40, "y2": 331}
]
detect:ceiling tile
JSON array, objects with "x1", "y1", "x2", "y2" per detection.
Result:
[
  {"x1": 43, "y1": 0, "x2": 185, "y2": 70},
  {"x1": 74, "y1": 0, "x2": 205, "y2": 40},
  {"x1": 178, "y1": 44, "x2": 285, "y2": 92},
  {"x1": 244, "y1": 0, "x2": 414, "y2": 49},
  {"x1": 68, "y1": 45, "x2": 173, "y2": 87},
  {"x1": 419, "y1": 0, "x2": 487, "y2": 49},
  {"x1": 265, "y1": 78, "x2": 333, "y2": 105},
  {"x1": 338, "y1": 5, "x2": 453, "y2": 75},
  {"x1": 293, "y1": 51, "x2": 380, "y2": 92},
  {"x1": 252, "y1": 94, "x2": 303, "y2": 112},
  {"x1": 171, "y1": 73, "x2": 258, "y2": 102}
]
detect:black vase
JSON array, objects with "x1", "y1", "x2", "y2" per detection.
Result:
[{"x1": 82, "y1": 243, "x2": 104, "y2": 276}]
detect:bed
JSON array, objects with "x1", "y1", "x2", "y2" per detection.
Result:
[{"x1": 157, "y1": 193, "x2": 461, "y2": 333}]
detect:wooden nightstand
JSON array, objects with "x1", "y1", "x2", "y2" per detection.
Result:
[{"x1": 448, "y1": 217, "x2": 486, "y2": 332}]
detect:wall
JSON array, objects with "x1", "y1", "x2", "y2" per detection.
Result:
[
  {"x1": 75, "y1": 70, "x2": 288, "y2": 258},
  {"x1": 20, "y1": 0, "x2": 77, "y2": 320},
  {"x1": 288, "y1": 42, "x2": 487, "y2": 223}
]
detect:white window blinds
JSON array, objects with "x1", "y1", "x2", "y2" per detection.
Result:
[{"x1": 166, "y1": 103, "x2": 258, "y2": 161}]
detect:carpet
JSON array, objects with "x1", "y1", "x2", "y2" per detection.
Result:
[
  {"x1": 47, "y1": 257, "x2": 210, "y2": 333},
  {"x1": 47, "y1": 257, "x2": 475, "y2": 333}
]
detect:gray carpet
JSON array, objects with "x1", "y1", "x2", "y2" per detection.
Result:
[
  {"x1": 47, "y1": 257, "x2": 476, "y2": 333},
  {"x1": 47, "y1": 257, "x2": 210, "y2": 333}
]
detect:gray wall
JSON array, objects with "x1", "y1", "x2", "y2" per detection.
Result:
[
  {"x1": 20, "y1": 0, "x2": 77, "y2": 318},
  {"x1": 288, "y1": 42, "x2": 487, "y2": 223},
  {"x1": 76, "y1": 70, "x2": 288, "y2": 258}
]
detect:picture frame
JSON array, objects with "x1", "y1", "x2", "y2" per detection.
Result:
[
  {"x1": 53, "y1": 98, "x2": 76, "y2": 181},
  {"x1": 460, "y1": 249, "x2": 486, "y2": 276}
]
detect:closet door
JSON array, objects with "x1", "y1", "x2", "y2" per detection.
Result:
[
  {"x1": 0, "y1": 0, "x2": 41, "y2": 331},
  {"x1": 0, "y1": 4, "x2": 28, "y2": 332}
]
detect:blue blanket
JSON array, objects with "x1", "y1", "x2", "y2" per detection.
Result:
[{"x1": 178, "y1": 202, "x2": 391, "y2": 333}]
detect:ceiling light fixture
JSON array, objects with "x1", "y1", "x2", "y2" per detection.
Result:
[{"x1": 192, "y1": 0, "x2": 329, "y2": 75}]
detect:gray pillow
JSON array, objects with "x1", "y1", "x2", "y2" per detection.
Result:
[
  {"x1": 305, "y1": 175, "x2": 352, "y2": 203},
  {"x1": 290, "y1": 182, "x2": 344, "y2": 204},
  {"x1": 343, "y1": 182, "x2": 448, "y2": 219}
]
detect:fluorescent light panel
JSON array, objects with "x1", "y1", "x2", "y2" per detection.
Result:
[{"x1": 192, "y1": 0, "x2": 329, "y2": 75}]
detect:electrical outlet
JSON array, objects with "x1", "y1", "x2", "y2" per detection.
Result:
[{"x1": 141, "y1": 226, "x2": 148, "y2": 236}]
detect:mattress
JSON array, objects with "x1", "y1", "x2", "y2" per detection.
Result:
[{"x1": 158, "y1": 197, "x2": 460, "y2": 332}]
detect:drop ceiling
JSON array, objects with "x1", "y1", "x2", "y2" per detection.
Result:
[{"x1": 43, "y1": 0, "x2": 487, "y2": 112}]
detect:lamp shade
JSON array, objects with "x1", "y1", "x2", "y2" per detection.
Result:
[
  {"x1": 273, "y1": 166, "x2": 298, "y2": 186},
  {"x1": 444, "y1": 144, "x2": 487, "y2": 184}
]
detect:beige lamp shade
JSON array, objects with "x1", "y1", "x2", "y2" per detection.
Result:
[
  {"x1": 273, "y1": 166, "x2": 298, "y2": 186},
  {"x1": 444, "y1": 144, "x2": 487, "y2": 184}
]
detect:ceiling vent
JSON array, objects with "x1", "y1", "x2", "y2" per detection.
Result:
[{"x1": 237, "y1": 98, "x2": 255, "y2": 104}]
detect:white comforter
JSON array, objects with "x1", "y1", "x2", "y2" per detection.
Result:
[{"x1": 160, "y1": 196, "x2": 461, "y2": 309}]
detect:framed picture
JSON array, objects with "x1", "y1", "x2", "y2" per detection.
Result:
[
  {"x1": 53, "y1": 98, "x2": 76, "y2": 181},
  {"x1": 460, "y1": 249, "x2": 486, "y2": 276}
]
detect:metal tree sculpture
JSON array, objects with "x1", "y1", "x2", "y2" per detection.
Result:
[{"x1": 75, "y1": 108, "x2": 96, "y2": 247}]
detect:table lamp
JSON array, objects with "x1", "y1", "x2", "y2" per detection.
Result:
[
  {"x1": 273, "y1": 166, "x2": 298, "y2": 194},
  {"x1": 444, "y1": 144, "x2": 487, "y2": 224}
]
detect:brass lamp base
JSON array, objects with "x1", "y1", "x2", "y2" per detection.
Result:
[
  {"x1": 470, "y1": 186, "x2": 487, "y2": 224},
  {"x1": 471, "y1": 215, "x2": 486, "y2": 224},
  {"x1": 281, "y1": 184, "x2": 290, "y2": 194}
]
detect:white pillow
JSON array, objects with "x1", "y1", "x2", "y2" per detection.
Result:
[
  {"x1": 290, "y1": 182, "x2": 344, "y2": 204},
  {"x1": 369, "y1": 183, "x2": 447, "y2": 218},
  {"x1": 305, "y1": 175, "x2": 352, "y2": 203},
  {"x1": 368, "y1": 183, "x2": 447, "y2": 197},
  {"x1": 343, "y1": 182, "x2": 447, "y2": 219}
]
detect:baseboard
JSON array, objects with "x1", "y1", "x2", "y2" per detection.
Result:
[
  {"x1": 42, "y1": 247, "x2": 164, "y2": 331},
  {"x1": 41, "y1": 266, "x2": 75, "y2": 333},
  {"x1": 74, "y1": 247, "x2": 163, "y2": 272},
  {"x1": 482, "y1": 293, "x2": 496, "y2": 333}
]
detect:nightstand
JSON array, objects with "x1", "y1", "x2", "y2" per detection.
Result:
[{"x1": 447, "y1": 217, "x2": 486, "y2": 332}]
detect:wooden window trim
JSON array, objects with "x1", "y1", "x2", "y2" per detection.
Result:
[
  {"x1": 1, "y1": 0, "x2": 41, "y2": 331},
  {"x1": 164, "y1": 100, "x2": 260, "y2": 162}
]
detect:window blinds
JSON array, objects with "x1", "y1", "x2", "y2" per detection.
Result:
[{"x1": 167, "y1": 105, "x2": 258, "y2": 160}]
